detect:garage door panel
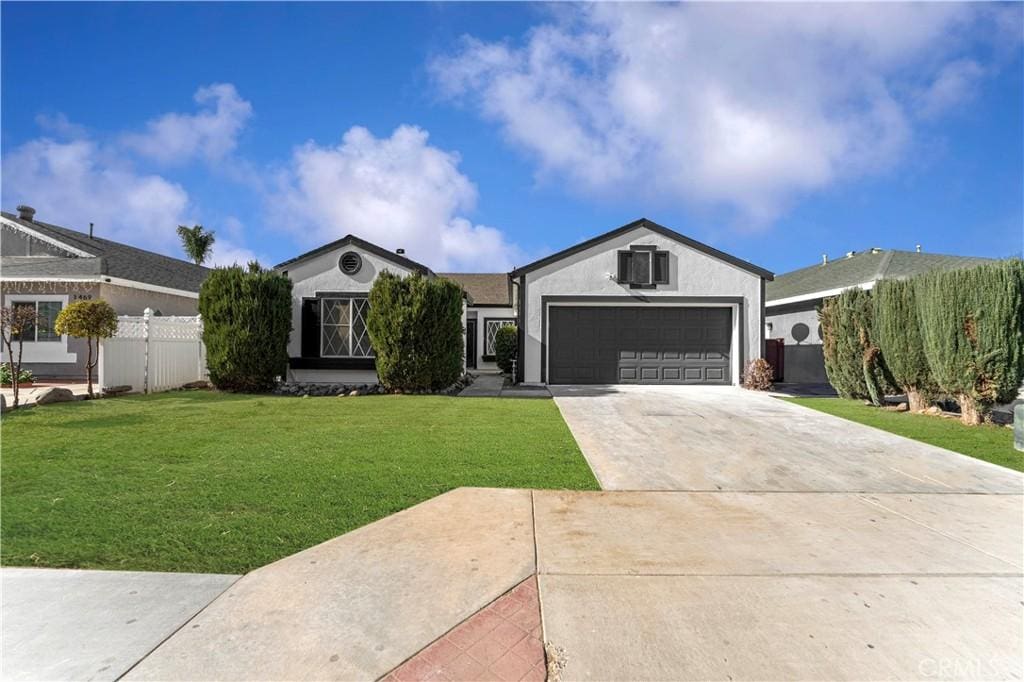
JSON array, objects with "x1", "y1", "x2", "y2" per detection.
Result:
[{"x1": 548, "y1": 306, "x2": 732, "y2": 385}]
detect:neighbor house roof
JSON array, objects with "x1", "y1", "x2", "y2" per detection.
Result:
[
  {"x1": 1, "y1": 211, "x2": 210, "y2": 294},
  {"x1": 766, "y1": 249, "x2": 996, "y2": 306},
  {"x1": 508, "y1": 218, "x2": 774, "y2": 280},
  {"x1": 273, "y1": 234, "x2": 432, "y2": 275},
  {"x1": 439, "y1": 273, "x2": 512, "y2": 307}
]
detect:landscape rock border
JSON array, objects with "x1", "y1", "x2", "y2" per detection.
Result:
[{"x1": 272, "y1": 374, "x2": 474, "y2": 398}]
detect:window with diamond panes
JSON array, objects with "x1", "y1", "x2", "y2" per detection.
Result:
[
  {"x1": 320, "y1": 298, "x2": 375, "y2": 358},
  {"x1": 484, "y1": 318, "x2": 516, "y2": 356}
]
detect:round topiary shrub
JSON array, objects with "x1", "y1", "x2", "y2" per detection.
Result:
[{"x1": 199, "y1": 266, "x2": 293, "y2": 392}]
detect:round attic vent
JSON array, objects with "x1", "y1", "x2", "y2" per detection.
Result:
[{"x1": 339, "y1": 251, "x2": 362, "y2": 275}]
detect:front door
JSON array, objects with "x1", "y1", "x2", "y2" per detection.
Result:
[{"x1": 466, "y1": 319, "x2": 477, "y2": 369}]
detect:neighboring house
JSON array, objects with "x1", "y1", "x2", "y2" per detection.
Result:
[
  {"x1": 437, "y1": 273, "x2": 517, "y2": 373},
  {"x1": 276, "y1": 218, "x2": 773, "y2": 386},
  {"x1": 1, "y1": 205, "x2": 209, "y2": 379},
  {"x1": 765, "y1": 248, "x2": 995, "y2": 384}
]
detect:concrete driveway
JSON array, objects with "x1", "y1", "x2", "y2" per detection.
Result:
[{"x1": 550, "y1": 384, "x2": 1023, "y2": 492}]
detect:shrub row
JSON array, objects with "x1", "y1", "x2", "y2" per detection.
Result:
[{"x1": 820, "y1": 259, "x2": 1024, "y2": 424}]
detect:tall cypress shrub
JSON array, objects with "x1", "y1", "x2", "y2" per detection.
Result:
[
  {"x1": 819, "y1": 288, "x2": 890, "y2": 404},
  {"x1": 367, "y1": 272, "x2": 464, "y2": 391},
  {"x1": 199, "y1": 266, "x2": 293, "y2": 392},
  {"x1": 917, "y1": 259, "x2": 1024, "y2": 425},
  {"x1": 873, "y1": 278, "x2": 935, "y2": 412}
]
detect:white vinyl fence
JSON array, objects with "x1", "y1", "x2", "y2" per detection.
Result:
[{"x1": 99, "y1": 309, "x2": 207, "y2": 394}]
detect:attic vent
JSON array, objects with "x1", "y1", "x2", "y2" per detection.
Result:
[{"x1": 339, "y1": 251, "x2": 362, "y2": 275}]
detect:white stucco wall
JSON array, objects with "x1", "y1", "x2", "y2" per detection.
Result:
[
  {"x1": 279, "y1": 244, "x2": 415, "y2": 359},
  {"x1": 765, "y1": 303, "x2": 822, "y2": 345},
  {"x1": 469, "y1": 306, "x2": 517, "y2": 372},
  {"x1": 521, "y1": 225, "x2": 764, "y2": 384}
]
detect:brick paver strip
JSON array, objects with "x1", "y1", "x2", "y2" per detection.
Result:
[{"x1": 384, "y1": 576, "x2": 545, "y2": 682}]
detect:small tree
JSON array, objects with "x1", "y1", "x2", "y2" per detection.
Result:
[
  {"x1": 54, "y1": 300, "x2": 118, "y2": 397},
  {"x1": 199, "y1": 266, "x2": 293, "y2": 392},
  {"x1": 177, "y1": 224, "x2": 216, "y2": 265},
  {"x1": 494, "y1": 324, "x2": 517, "y2": 374},
  {"x1": 873, "y1": 278, "x2": 936, "y2": 412},
  {"x1": 367, "y1": 272, "x2": 464, "y2": 391},
  {"x1": 917, "y1": 259, "x2": 1024, "y2": 425},
  {"x1": 1, "y1": 304, "x2": 45, "y2": 406}
]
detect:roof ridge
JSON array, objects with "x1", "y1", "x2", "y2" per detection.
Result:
[{"x1": 873, "y1": 250, "x2": 896, "y2": 281}]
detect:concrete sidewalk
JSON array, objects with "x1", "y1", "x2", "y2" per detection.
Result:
[
  {"x1": 106, "y1": 485, "x2": 1020, "y2": 681},
  {"x1": 1, "y1": 568, "x2": 237, "y2": 682}
]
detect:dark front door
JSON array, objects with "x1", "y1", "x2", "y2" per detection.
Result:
[
  {"x1": 466, "y1": 319, "x2": 477, "y2": 369},
  {"x1": 547, "y1": 306, "x2": 732, "y2": 385}
]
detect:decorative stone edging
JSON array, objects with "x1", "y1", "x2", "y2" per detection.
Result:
[{"x1": 272, "y1": 374, "x2": 474, "y2": 398}]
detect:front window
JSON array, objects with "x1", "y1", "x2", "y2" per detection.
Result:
[
  {"x1": 484, "y1": 318, "x2": 516, "y2": 356},
  {"x1": 12, "y1": 300, "x2": 62, "y2": 342},
  {"x1": 321, "y1": 297, "x2": 373, "y2": 357}
]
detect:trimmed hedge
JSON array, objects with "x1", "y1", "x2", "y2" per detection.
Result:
[
  {"x1": 367, "y1": 272, "x2": 464, "y2": 391},
  {"x1": 819, "y1": 288, "x2": 892, "y2": 405},
  {"x1": 873, "y1": 278, "x2": 935, "y2": 412},
  {"x1": 199, "y1": 266, "x2": 292, "y2": 392},
  {"x1": 494, "y1": 324, "x2": 517, "y2": 373},
  {"x1": 916, "y1": 259, "x2": 1024, "y2": 424}
]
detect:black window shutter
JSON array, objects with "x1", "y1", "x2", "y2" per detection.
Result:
[
  {"x1": 301, "y1": 299, "x2": 321, "y2": 358},
  {"x1": 653, "y1": 251, "x2": 669, "y2": 284},
  {"x1": 617, "y1": 251, "x2": 633, "y2": 283}
]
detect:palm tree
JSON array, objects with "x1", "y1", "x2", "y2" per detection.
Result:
[{"x1": 177, "y1": 224, "x2": 216, "y2": 265}]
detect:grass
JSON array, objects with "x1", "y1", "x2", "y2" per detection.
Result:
[
  {"x1": 784, "y1": 397, "x2": 1023, "y2": 472},
  {"x1": 1, "y1": 391, "x2": 598, "y2": 574}
]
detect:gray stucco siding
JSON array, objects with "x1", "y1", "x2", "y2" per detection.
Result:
[
  {"x1": 521, "y1": 225, "x2": 764, "y2": 385},
  {"x1": 765, "y1": 300, "x2": 828, "y2": 383}
]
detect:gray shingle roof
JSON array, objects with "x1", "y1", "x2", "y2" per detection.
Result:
[
  {"x1": 439, "y1": 273, "x2": 512, "y2": 306},
  {"x1": 766, "y1": 249, "x2": 996, "y2": 303},
  {"x1": 1, "y1": 212, "x2": 210, "y2": 292}
]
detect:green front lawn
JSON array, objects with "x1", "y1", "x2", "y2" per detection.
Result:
[
  {"x1": 1, "y1": 392, "x2": 598, "y2": 574},
  {"x1": 785, "y1": 398, "x2": 1023, "y2": 472}
]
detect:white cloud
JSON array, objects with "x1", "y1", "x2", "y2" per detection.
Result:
[
  {"x1": 122, "y1": 83, "x2": 253, "y2": 165},
  {"x1": 432, "y1": 3, "x2": 1020, "y2": 225},
  {"x1": 1, "y1": 136, "x2": 190, "y2": 251},
  {"x1": 272, "y1": 124, "x2": 524, "y2": 271},
  {"x1": 2, "y1": 84, "x2": 264, "y2": 263},
  {"x1": 915, "y1": 59, "x2": 986, "y2": 118}
]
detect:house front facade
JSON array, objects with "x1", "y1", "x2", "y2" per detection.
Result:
[
  {"x1": 277, "y1": 218, "x2": 773, "y2": 387},
  {"x1": 1, "y1": 206, "x2": 209, "y2": 379}
]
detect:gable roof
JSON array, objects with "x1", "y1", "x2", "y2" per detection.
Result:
[
  {"x1": 766, "y1": 249, "x2": 996, "y2": 304},
  {"x1": 508, "y1": 218, "x2": 774, "y2": 280},
  {"x1": 439, "y1": 273, "x2": 512, "y2": 306},
  {"x1": 273, "y1": 234, "x2": 432, "y2": 275},
  {"x1": 1, "y1": 212, "x2": 210, "y2": 293}
]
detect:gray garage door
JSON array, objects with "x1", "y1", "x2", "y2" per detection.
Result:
[{"x1": 547, "y1": 306, "x2": 732, "y2": 385}]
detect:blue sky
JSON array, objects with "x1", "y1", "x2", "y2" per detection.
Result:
[{"x1": 2, "y1": 2, "x2": 1022, "y2": 274}]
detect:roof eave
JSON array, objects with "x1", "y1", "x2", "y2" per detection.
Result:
[
  {"x1": 273, "y1": 234, "x2": 433, "y2": 275},
  {"x1": 510, "y1": 218, "x2": 774, "y2": 280}
]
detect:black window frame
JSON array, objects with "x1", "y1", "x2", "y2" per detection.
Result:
[{"x1": 617, "y1": 245, "x2": 668, "y2": 289}]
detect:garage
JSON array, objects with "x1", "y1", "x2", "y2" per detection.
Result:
[{"x1": 547, "y1": 306, "x2": 732, "y2": 384}]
